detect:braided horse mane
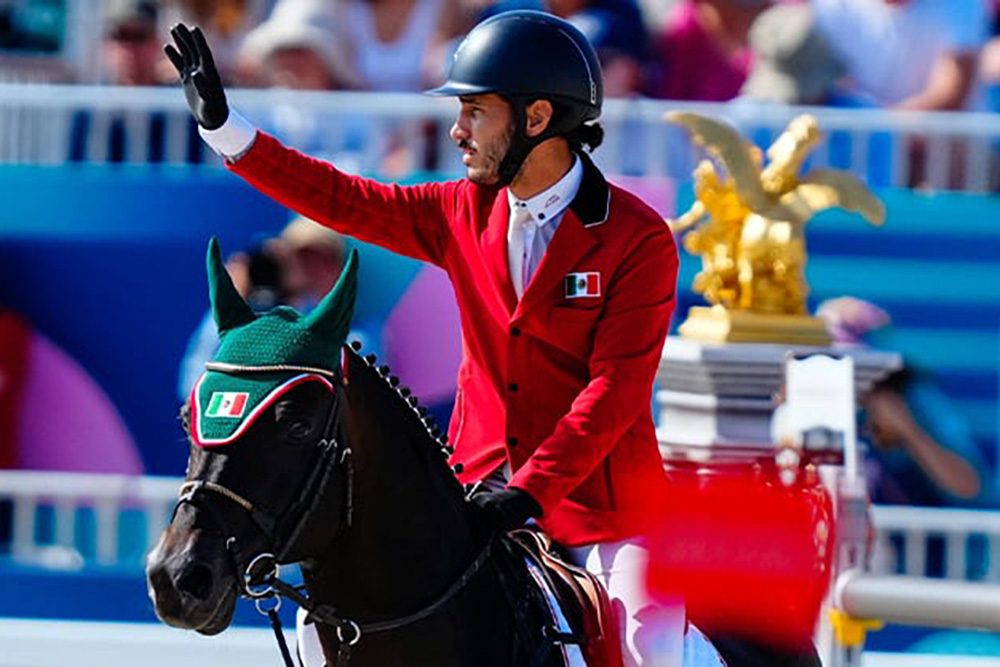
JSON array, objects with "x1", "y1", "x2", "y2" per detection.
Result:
[{"x1": 342, "y1": 340, "x2": 469, "y2": 503}]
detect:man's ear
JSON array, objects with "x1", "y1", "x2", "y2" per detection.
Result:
[{"x1": 524, "y1": 99, "x2": 554, "y2": 138}]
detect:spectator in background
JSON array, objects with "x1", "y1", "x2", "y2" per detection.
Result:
[
  {"x1": 978, "y1": 0, "x2": 1000, "y2": 110},
  {"x1": 276, "y1": 216, "x2": 350, "y2": 312},
  {"x1": 811, "y1": 0, "x2": 988, "y2": 188},
  {"x1": 178, "y1": 239, "x2": 286, "y2": 400},
  {"x1": 477, "y1": 0, "x2": 652, "y2": 96},
  {"x1": 160, "y1": 0, "x2": 277, "y2": 83},
  {"x1": 340, "y1": 0, "x2": 468, "y2": 173},
  {"x1": 811, "y1": 0, "x2": 987, "y2": 111},
  {"x1": 740, "y1": 3, "x2": 847, "y2": 106},
  {"x1": 250, "y1": 0, "x2": 464, "y2": 173},
  {"x1": 655, "y1": 0, "x2": 772, "y2": 101},
  {"x1": 558, "y1": 0, "x2": 650, "y2": 96},
  {"x1": 270, "y1": 217, "x2": 384, "y2": 359},
  {"x1": 817, "y1": 297, "x2": 988, "y2": 508},
  {"x1": 737, "y1": 2, "x2": 894, "y2": 186},
  {"x1": 70, "y1": 0, "x2": 204, "y2": 163},
  {"x1": 177, "y1": 218, "x2": 382, "y2": 400},
  {"x1": 324, "y1": 0, "x2": 465, "y2": 92},
  {"x1": 236, "y1": 0, "x2": 370, "y2": 162},
  {"x1": 238, "y1": 0, "x2": 362, "y2": 90},
  {"x1": 102, "y1": 0, "x2": 163, "y2": 86}
]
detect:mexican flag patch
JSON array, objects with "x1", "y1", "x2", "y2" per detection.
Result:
[
  {"x1": 565, "y1": 272, "x2": 601, "y2": 298},
  {"x1": 192, "y1": 373, "x2": 333, "y2": 447},
  {"x1": 205, "y1": 392, "x2": 249, "y2": 418}
]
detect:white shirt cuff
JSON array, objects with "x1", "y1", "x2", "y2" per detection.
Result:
[{"x1": 199, "y1": 109, "x2": 257, "y2": 160}]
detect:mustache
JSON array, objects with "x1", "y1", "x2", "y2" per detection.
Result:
[{"x1": 458, "y1": 140, "x2": 473, "y2": 151}]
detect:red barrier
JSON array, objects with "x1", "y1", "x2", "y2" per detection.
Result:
[{"x1": 646, "y1": 463, "x2": 835, "y2": 651}]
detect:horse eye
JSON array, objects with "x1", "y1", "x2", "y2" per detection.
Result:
[
  {"x1": 287, "y1": 420, "x2": 314, "y2": 441},
  {"x1": 275, "y1": 401, "x2": 317, "y2": 443}
]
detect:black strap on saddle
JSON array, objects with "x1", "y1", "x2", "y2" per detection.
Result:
[{"x1": 491, "y1": 532, "x2": 593, "y2": 667}]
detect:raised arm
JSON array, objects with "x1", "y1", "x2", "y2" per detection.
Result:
[{"x1": 165, "y1": 23, "x2": 457, "y2": 266}]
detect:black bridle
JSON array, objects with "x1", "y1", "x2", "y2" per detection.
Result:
[
  {"x1": 177, "y1": 365, "x2": 352, "y2": 565},
  {"x1": 174, "y1": 364, "x2": 353, "y2": 665},
  {"x1": 171, "y1": 362, "x2": 494, "y2": 667}
]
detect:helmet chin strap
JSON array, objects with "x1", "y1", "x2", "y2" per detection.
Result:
[
  {"x1": 496, "y1": 98, "x2": 534, "y2": 186},
  {"x1": 496, "y1": 97, "x2": 582, "y2": 187}
]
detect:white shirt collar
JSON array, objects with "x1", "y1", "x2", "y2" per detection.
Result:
[{"x1": 507, "y1": 155, "x2": 583, "y2": 227}]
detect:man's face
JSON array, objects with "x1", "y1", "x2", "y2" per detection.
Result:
[{"x1": 450, "y1": 94, "x2": 515, "y2": 185}]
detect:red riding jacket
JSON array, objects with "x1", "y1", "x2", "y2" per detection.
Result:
[{"x1": 229, "y1": 133, "x2": 677, "y2": 546}]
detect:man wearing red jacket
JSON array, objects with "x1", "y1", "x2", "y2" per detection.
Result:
[{"x1": 167, "y1": 11, "x2": 683, "y2": 665}]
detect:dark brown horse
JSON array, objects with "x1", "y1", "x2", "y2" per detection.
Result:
[
  {"x1": 145, "y1": 242, "x2": 751, "y2": 667},
  {"x1": 146, "y1": 241, "x2": 541, "y2": 666}
]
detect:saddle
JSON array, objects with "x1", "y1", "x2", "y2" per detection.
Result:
[{"x1": 497, "y1": 528, "x2": 624, "y2": 667}]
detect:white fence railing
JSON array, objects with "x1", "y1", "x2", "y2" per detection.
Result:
[
  {"x1": 870, "y1": 505, "x2": 1000, "y2": 582},
  {"x1": 0, "y1": 470, "x2": 179, "y2": 568},
  {"x1": 1, "y1": 470, "x2": 998, "y2": 581},
  {"x1": 1, "y1": 84, "x2": 999, "y2": 192}
]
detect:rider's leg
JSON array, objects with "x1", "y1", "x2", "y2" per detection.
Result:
[
  {"x1": 566, "y1": 540, "x2": 686, "y2": 667},
  {"x1": 296, "y1": 607, "x2": 324, "y2": 667}
]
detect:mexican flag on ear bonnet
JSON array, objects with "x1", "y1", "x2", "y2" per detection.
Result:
[{"x1": 190, "y1": 238, "x2": 358, "y2": 447}]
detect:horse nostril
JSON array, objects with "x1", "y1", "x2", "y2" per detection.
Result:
[{"x1": 177, "y1": 563, "x2": 214, "y2": 601}]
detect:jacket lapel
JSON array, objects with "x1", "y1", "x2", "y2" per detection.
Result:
[
  {"x1": 481, "y1": 190, "x2": 518, "y2": 315},
  {"x1": 513, "y1": 152, "x2": 610, "y2": 320},
  {"x1": 514, "y1": 209, "x2": 598, "y2": 319}
]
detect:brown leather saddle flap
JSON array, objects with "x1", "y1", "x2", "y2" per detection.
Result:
[{"x1": 508, "y1": 529, "x2": 624, "y2": 667}]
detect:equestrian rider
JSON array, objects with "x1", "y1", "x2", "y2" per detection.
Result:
[{"x1": 166, "y1": 11, "x2": 678, "y2": 665}]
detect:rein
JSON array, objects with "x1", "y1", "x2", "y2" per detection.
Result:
[{"x1": 245, "y1": 537, "x2": 497, "y2": 667}]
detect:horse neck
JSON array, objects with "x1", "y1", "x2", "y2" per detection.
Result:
[{"x1": 302, "y1": 354, "x2": 479, "y2": 615}]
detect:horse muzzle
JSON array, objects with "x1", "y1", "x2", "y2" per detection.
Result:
[{"x1": 146, "y1": 526, "x2": 239, "y2": 635}]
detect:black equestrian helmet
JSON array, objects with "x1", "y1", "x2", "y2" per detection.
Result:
[{"x1": 427, "y1": 10, "x2": 603, "y2": 126}]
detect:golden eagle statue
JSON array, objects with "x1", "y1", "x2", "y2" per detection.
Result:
[{"x1": 667, "y1": 112, "x2": 886, "y2": 344}]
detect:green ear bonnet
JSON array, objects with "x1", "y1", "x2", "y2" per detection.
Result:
[{"x1": 190, "y1": 238, "x2": 358, "y2": 447}]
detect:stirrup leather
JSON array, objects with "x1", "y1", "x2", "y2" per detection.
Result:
[{"x1": 507, "y1": 528, "x2": 625, "y2": 667}]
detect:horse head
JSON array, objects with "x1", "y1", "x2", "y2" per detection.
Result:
[{"x1": 146, "y1": 238, "x2": 358, "y2": 634}]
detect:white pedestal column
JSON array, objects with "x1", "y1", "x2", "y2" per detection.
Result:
[{"x1": 656, "y1": 336, "x2": 902, "y2": 460}]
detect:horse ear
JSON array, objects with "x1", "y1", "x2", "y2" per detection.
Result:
[
  {"x1": 304, "y1": 248, "x2": 359, "y2": 343},
  {"x1": 207, "y1": 237, "x2": 256, "y2": 334}
]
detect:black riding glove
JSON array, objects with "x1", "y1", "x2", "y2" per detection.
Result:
[
  {"x1": 471, "y1": 487, "x2": 542, "y2": 533},
  {"x1": 164, "y1": 23, "x2": 229, "y2": 130}
]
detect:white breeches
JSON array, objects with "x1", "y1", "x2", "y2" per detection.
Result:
[{"x1": 568, "y1": 538, "x2": 681, "y2": 666}]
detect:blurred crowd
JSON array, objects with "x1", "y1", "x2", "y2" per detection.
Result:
[{"x1": 2, "y1": 0, "x2": 1000, "y2": 112}]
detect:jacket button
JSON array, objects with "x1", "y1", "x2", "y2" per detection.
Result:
[
  {"x1": 511, "y1": 327, "x2": 521, "y2": 336},
  {"x1": 509, "y1": 383, "x2": 518, "y2": 392},
  {"x1": 507, "y1": 437, "x2": 518, "y2": 447}
]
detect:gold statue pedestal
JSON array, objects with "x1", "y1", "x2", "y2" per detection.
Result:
[{"x1": 679, "y1": 306, "x2": 832, "y2": 346}]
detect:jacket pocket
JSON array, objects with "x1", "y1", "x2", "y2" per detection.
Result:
[{"x1": 545, "y1": 306, "x2": 601, "y2": 359}]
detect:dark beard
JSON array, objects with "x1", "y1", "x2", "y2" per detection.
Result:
[{"x1": 466, "y1": 121, "x2": 514, "y2": 185}]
